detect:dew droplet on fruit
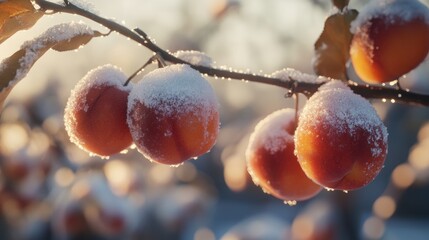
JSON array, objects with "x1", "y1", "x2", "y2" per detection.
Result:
[
  {"x1": 382, "y1": 98, "x2": 387, "y2": 103},
  {"x1": 284, "y1": 200, "x2": 297, "y2": 206},
  {"x1": 170, "y1": 162, "x2": 184, "y2": 168},
  {"x1": 389, "y1": 80, "x2": 398, "y2": 86},
  {"x1": 119, "y1": 149, "x2": 129, "y2": 154},
  {"x1": 325, "y1": 187, "x2": 335, "y2": 192},
  {"x1": 343, "y1": 190, "x2": 348, "y2": 193}
]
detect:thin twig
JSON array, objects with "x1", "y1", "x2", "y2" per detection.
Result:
[{"x1": 33, "y1": 0, "x2": 429, "y2": 106}]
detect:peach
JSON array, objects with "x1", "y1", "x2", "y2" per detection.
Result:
[
  {"x1": 246, "y1": 109, "x2": 322, "y2": 202},
  {"x1": 127, "y1": 64, "x2": 219, "y2": 165},
  {"x1": 64, "y1": 65, "x2": 133, "y2": 157},
  {"x1": 88, "y1": 208, "x2": 126, "y2": 236},
  {"x1": 350, "y1": 0, "x2": 429, "y2": 83},
  {"x1": 61, "y1": 207, "x2": 88, "y2": 234},
  {"x1": 295, "y1": 81, "x2": 388, "y2": 191}
]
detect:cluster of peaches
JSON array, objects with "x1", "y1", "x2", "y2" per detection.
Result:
[
  {"x1": 247, "y1": 0, "x2": 429, "y2": 202},
  {"x1": 64, "y1": 0, "x2": 429, "y2": 203},
  {"x1": 64, "y1": 64, "x2": 220, "y2": 166}
]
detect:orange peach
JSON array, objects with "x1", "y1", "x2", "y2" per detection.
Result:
[
  {"x1": 246, "y1": 109, "x2": 322, "y2": 202},
  {"x1": 295, "y1": 81, "x2": 388, "y2": 191},
  {"x1": 127, "y1": 64, "x2": 219, "y2": 165},
  {"x1": 350, "y1": 0, "x2": 429, "y2": 83},
  {"x1": 64, "y1": 65, "x2": 133, "y2": 157}
]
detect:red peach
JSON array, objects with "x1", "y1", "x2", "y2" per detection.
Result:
[
  {"x1": 350, "y1": 0, "x2": 429, "y2": 83},
  {"x1": 295, "y1": 81, "x2": 388, "y2": 190},
  {"x1": 64, "y1": 65, "x2": 133, "y2": 157},
  {"x1": 127, "y1": 64, "x2": 219, "y2": 165},
  {"x1": 246, "y1": 109, "x2": 322, "y2": 202}
]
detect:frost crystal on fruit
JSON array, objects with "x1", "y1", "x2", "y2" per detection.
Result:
[
  {"x1": 64, "y1": 64, "x2": 133, "y2": 157},
  {"x1": 127, "y1": 64, "x2": 219, "y2": 165},
  {"x1": 246, "y1": 108, "x2": 321, "y2": 202},
  {"x1": 295, "y1": 80, "x2": 388, "y2": 190}
]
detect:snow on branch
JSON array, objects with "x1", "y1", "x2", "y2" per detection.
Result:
[{"x1": 34, "y1": 0, "x2": 429, "y2": 106}]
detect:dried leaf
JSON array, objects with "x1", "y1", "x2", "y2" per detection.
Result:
[
  {"x1": 53, "y1": 30, "x2": 103, "y2": 51},
  {"x1": 0, "y1": 0, "x2": 43, "y2": 44},
  {"x1": 313, "y1": 9, "x2": 358, "y2": 80},
  {"x1": 0, "y1": 22, "x2": 101, "y2": 108}
]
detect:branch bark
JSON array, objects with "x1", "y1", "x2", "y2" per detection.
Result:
[{"x1": 34, "y1": 0, "x2": 429, "y2": 106}]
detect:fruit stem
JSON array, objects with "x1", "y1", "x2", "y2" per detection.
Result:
[
  {"x1": 155, "y1": 54, "x2": 167, "y2": 68},
  {"x1": 396, "y1": 79, "x2": 403, "y2": 91},
  {"x1": 294, "y1": 93, "x2": 299, "y2": 129},
  {"x1": 332, "y1": 0, "x2": 349, "y2": 11},
  {"x1": 124, "y1": 56, "x2": 156, "y2": 86}
]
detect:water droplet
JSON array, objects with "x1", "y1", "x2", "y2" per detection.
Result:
[
  {"x1": 170, "y1": 162, "x2": 184, "y2": 168},
  {"x1": 382, "y1": 99, "x2": 387, "y2": 103},
  {"x1": 389, "y1": 80, "x2": 397, "y2": 86},
  {"x1": 325, "y1": 187, "x2": 335, "y2": 191},
  {"x1": 398, "y1": 94, "x2": 402, "y2": 98},
  {"x1": 343, "y1": 190, "x2": 348, "y2": 193},
  {"x1": 390, "y1": 99, "x2": 396, "y2": 103},
  {"x1": 284, "y1": 200, "x2": 297, "y2": 206}
]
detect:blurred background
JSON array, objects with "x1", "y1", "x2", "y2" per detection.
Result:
[{"x1": 1, "y1": 0, "x2": 429, "y2": 239}]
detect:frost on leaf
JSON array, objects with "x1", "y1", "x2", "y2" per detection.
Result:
[
  {"x1": 173, "y1": 50, "x2": 213, "y2": 67},
  {"x1": 313, "y1": 9, "x2": 358, "y2": 80},
  {"x1": 0, "y1": 22, "x2": 102, "y2": 107},
  {"x1": 0, "y1": 0, "x2": 44, "y2": 44}
]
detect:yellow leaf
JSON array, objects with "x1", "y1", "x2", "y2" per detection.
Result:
[
  {"x1": 313, "y1": 9, "x2": 358, "y2": 80},
  {"x1": 0, "y1": 0, "x2": 43, "y2": 44}
]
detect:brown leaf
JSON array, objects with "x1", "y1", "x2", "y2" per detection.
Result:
[
  {"x1": 0, "y1": 23, "x2": 101, "y2": 108},
  {"x1": 0, "y1": 0, "x2": 43, "y2": 44},
  {"x1": 313, "y1": 9, "x2": 358, "y2": 80},
  {"x1": 53, "y1": 30, "x2": 103, "y2": 51}
]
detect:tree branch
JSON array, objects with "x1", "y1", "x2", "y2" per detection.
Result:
[{"x1": 34, "y1": 0, "x2": 429, "y2": 106}]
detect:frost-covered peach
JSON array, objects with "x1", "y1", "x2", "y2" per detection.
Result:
[
  {"x1": 295, "y1": 81, "x2": 388, "y2": 191},
  {"x1": 246, "y1": 109, "x2": 322, "y2": 202},
  {"x1": 350, "y1": 0, "x2": 429, "y2": 83},
  {"x1": 64, "y1": 65, "x2": 133, "y2": 157},
  {"x1": 127, "y1": 64, "x2": 219, "y2": 165}
]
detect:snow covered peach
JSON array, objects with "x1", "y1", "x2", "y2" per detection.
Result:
[
  {"x1": 64, "y1": 65, "x2": 133, "y2": 157},
  {"x1": 246, "y1": 109, "x2": 322, "y2": 202},
  {"x1": 127, "y1": 64, "x2": 219, "y2": 165},
  {"x1": 350, "y1": 0, "x2": 429, "y2": 83},
  {"x1": 295, "y1": 81, "x2": 388, "y2": 191}
]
